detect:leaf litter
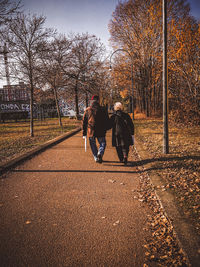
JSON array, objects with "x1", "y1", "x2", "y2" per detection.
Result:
[
  {"x1": 133, "y1": 119, "x2": 199, "y2": 265},
  {"x1": 135, "y1": 119, "x2": 200, "y2": 236},
  {"x1": 133, "y1": 149, "x2": 190, "y2": 266}
]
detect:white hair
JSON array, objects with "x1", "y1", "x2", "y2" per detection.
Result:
[{"x1": 114, "y1": 102, "x2": 123, "y2": 111}]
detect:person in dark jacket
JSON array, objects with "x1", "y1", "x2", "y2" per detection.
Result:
[
  {"x1": 82, "y1": 95, "x2": 109, "y2": 163},
  {"x1": 110, "y1": 102, "x2": 134, "y2": 165}
]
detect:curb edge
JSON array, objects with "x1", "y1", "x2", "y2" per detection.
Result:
[{"x1": 0, "y1": 127, "x2": 81, "y2": 176}]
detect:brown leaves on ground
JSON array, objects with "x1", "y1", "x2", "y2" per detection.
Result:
[
  {"x1": 162, "y1": 163, "x2": 200, "y2": 234},
  {"x1": 133, "y1": 157, "x2": 189, "y2": 266},
  {"x1": 135, "y1": 119, "x2": 200, "y2": 235},
  {"x1": 134, "y1": 118, "x2": 200, "y2": 266}
]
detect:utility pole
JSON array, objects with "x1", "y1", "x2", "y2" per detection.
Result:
[
  {"x1": 163, "y1": 0, "x2": 169, "y2": 154},
  {"x1": 0, "y1": 43, "x2": 11, "y2": 100}
]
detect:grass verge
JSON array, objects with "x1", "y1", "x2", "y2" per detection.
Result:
[
  {"x1": 0, "y1": 117, "x2": 81, "y2": 165},
  {"x1": 134, "y1": 118, "x2": 200, "y2": 235}
]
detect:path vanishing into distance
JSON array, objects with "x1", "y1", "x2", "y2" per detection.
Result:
[
  {"x1": 0, "y1": 130, "x2": 153, "y2": 266},
  {"x1": 1, "y1": 130, "x2": 196, "y2": 266}
]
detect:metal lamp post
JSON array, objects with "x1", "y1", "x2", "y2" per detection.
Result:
[
  {"x1": 109, "y1": 49, "x2": 134, "y2": 119},
  {"x1": 163, "y1": 0, "x2": 169, "y2": 154}
]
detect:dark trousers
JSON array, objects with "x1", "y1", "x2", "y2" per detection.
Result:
[
  {"x1": 89, "y1": 136, "x2": 106, "y2": 160},
  {"x1": 116, "y1": 145, "x2": 129, "y2": 161}
]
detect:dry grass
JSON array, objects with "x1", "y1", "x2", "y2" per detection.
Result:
[
  {"x1": 0, "y1": 117, "x2": 80, "y2": 165},
  {"x1": 135, "y1": 118, "x2": 200, "y2": 234}
]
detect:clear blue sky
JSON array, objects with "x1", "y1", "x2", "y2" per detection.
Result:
[{"x1": 21, "y1": 0, "x2": 200, "y2": 52}]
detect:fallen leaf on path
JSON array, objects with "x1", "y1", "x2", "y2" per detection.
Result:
[{"x1": 108, "y1": 179, "x2": 116, "y2": 183}]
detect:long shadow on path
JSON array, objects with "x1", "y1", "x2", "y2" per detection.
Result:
[{"x1": 7, "y1": 154, "x2": 199, "y2": 177}]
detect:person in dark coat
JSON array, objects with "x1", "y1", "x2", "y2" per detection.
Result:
[
  {"x1": 82, "y1": 95, "x2": 109, "y2": 163},
  {"x1": 110, "y1": 102, "x2": 134, "y2": 165}
]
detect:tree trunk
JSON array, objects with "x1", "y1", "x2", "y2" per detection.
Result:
[
  {"x1": 30, "y1": 86, "x2": 34, "y2": 137},
  {"x1": 53, "y1": 86, "x2": 62, "y2": 127},
  {"x1": 145, "y1": 93, "x2": 149, "y2": 117},
  {"x1": 29, "y1": 66, "x2": 34, "y2": 137},
  {"x1": 75, "y1": 81, "x2": 79, "y2": 117}
]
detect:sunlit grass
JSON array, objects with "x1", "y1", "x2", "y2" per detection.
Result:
[
  {"x1": 134, "y1": 118, "x2": 200, "y2": 234},
  {"x1": 0, "y1": 117, "x2": 81, "y2": 164},
  {"x1": 134, "y1": 118, "x2": 200, "y2": 155}
]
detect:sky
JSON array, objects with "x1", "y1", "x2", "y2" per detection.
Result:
[
  {"x1": 1, "y1": 0, "x2": 199, "y2": 87},
  {"x1": 20, "y1": 0, "x2": 200, "y2": 51},
  {"x1": 21, "y1": 0, "x2": 120, "y2": 52}
]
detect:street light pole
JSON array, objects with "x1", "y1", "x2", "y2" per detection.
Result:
[
  {"x1": 163, "y1": 0, "x2": 169, "y2": 154},
  {"x1": 110, "y1": 49, "x2": 134, "y2": 119},
  {"x1": 131, "y1": 61, "x2": 134, "y2": 118}
]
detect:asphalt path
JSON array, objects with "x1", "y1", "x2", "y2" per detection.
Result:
[{"x1": 0, "y1": 131, "x2": 152, "y2": 267}]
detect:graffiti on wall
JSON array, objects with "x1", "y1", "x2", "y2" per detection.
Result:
[{"x1": 0, "y1": 102, "x2": 30, "y2": 112}]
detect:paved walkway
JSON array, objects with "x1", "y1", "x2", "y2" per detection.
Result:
[{"x1": 0, "y1": 131, "x2": 153, "y2": 266}]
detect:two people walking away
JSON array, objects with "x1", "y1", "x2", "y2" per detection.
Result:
[
  {"x1": 110, "y1": 102, "x2": 134, "y2": 165},
  {"x1": 82, "y1": 95, "x2": 134, "y2": 166},
  {"x1": 82, "y1": 95, "x2": 109, "y2": 163}
]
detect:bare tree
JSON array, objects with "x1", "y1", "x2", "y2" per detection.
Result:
[
  {"x1": 0, "y1": 0, "x2": 21, "y2": 82},
  {"x1": 0, "y1": 0, "x2": 21, "y2": 25},
  {"x1": 5, "y1": 13, "x2": 55, "y2": 136},
  {"x1": 65, "y1": 32, "x2": 105, "y2": 117},
  {"x1": 38, "y1": 34, "x2": 73, "y2": 127}
]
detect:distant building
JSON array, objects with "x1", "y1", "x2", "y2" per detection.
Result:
[
  {"x1": 0, "y1": 82, "x2": 30, "y2": 122},
  {"x1": 0, "y1": 82, "x2": 87, "y2": 121},
  {"x1": 0, "y1": 82, "x2": 30, "y2": 102}
]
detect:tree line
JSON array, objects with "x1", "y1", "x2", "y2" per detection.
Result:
[
  {"x1": 0, "y1": 0, "x2": 199, "y2": 138},
  {"x1": 108, "y1": 0, "x2": 200, "y2": 124},
  {"x1": 0, "y1": 0, "x2": 111, "y2": 136}
]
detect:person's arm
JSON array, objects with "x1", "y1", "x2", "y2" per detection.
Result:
[
  {"x1": 125, "y1": 114, "x2": 134, "y2": 145},
  {"x1": 105, "y1": 111, "x2": 113, "y2": 130},
  {"x1": 101, "y1": 106, "x2": 112, "y2": 130},
  {"x1": 109, "y1": 114, "x2": 115, "y2": 129},
  {"x1": 126, "y1": 114, "x2": 134, "y2": 135}
]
